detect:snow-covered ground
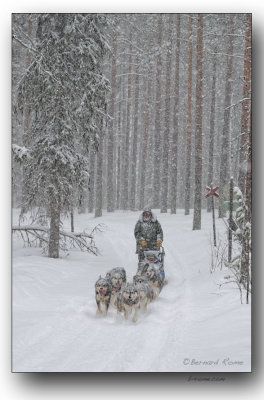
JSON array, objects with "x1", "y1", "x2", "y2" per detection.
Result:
[{"x1": 12, "y1": 209, "x2": 251, "y2": 372}]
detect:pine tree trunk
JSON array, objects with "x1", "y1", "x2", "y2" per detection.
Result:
[
  {"x1": 238, "y1": 14, "x2": 252, "y2": 197},
  {"x1": 116, "y1": 66, "x2": 125, "y2": 209},
  {"x1": 129, "y1": 54, "x2": 140, "y2": 210},
  {"x1": 121, "y1": 31, "x2": 132, "y2": 210},
  {"x1": 218, "y1": 14, "x2": 235, "y2": 218},
  {"x1": 184, "y1": 15, "x2": 193, "y2": 216},
  {"x1": 48, "y1": 199, "x2": 60, "y2": 258},
  {"x1": 107, "y1": 33, "x2": 117, "y2": 212},
  {"x1": 207, "y1": 51, "x2": 217, "y2": 212},
  {"x1": 139, "y1": 67, "x2": 151, "y2": 210},
  {"x1": 95, "y1": 123, "x2": 104, "y2": 218},
  {"x1": 170, "y1": 15, "x2": 180, "y2": 214},
  {"x1": 245, "y1": 16, "x2": 252, "y2": 222},
  {"x1": 153, "y1": 15, "x2": 163, "y2": 209},
  {"x1": 116, "y1": 145, "x2": 121, "y2": 209},
  {"x1": 20, "y1": 14, "x2": 32, "y2": 215},
  {"x1": 119, "y1": 62, "x2": 126, "y2": 210},
  {"x1": 88, "y1": 149, "x2": 95, "y2": 213},
  {"x1": 193, "y1": 14, "x2": 204, "y2": 231},
  {"x1": 245, "y1": 124, "x2": 252, "y2": 222},
  {"x1": 161, "y1": 15, "x2": 173, "y2": 213}
]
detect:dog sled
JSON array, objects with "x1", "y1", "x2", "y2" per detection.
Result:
[{"x1": 138, "y1": 242, "x2": 166, "y2": 280}]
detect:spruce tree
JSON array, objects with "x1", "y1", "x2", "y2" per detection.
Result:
[{"x1": 16, "y1": 13, "x2": 109, "y2": 257}]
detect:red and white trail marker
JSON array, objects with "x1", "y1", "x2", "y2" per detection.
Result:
[{"x1": 205, "y1": 186, "x2": 219, "y2": 198}]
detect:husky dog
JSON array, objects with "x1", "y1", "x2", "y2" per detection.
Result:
[
  {"x1": 133, "y1": 274, "x2": 149, "y2": 286},
  {"x1": 106, "y1": 267, "x2": 127, "y2": 286},
  {"x1": 143, "y1": 264, "x2": 163, "y2": 299},
  {"x1": 133, "y1": 274, "x2": 154, "y2": 310},
  {"x1": 136, "y1": 282, "x2": 154, "y2": 312},
  {"x1": 108, "y1": 272, "x2": 124, "y2": 307},
  {"x1": 95, "y1": 276, "x2": 112, "y2": 317},
  {"x1": 116, "y1": 283, "x2": 140, "y2": 323}
]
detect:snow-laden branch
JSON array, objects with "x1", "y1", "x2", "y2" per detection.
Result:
[
  {"x1": 225, "y1": 97, "x2": 251, "y2": 111},
  {"x1": 208, "y1": 51, "x2": 245, "y2": 60},
  {"x1": 12, "y1": 144, "x2": 31, "y2": 163},
  {"x1": 12, "y1": 224, "x2": 104, "y2": 255}
]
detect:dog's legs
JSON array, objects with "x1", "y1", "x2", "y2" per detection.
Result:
[
  {"x1": 152, "y1": 282, "x2": 161, "y2": 299},
  {"x1": 96, "y1": 301, "x2": 102, "y2": 315},
  {"x1": 124, "y1": 307, "x2": 132, "y2": 320},
  {"x1": 140, "y1": 300, "x2": 147, "y2": 313},
  {"x1": 132, "y1": 307, "x2": 139, "y2": 323},
  {"x1": 152, "y1": 287, "x2": 158, "y2": 300},
  {"x1": 103, "y1": 302, "x2": 109, "y2": 317},
  {"x1": 110, "y1": 293, "x2": 116, "y2": 308}
]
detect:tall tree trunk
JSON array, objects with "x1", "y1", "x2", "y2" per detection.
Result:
[
  {"x1": 70, "y1": 207, "x2": 74, "y2": 232},
  {"x1": 245, "y1": 16, "x2": 252, "y2": 221},
  {"x1": 78, "y1": 190, "x2": 86, "y2": 214},
  {"x1": 95, "y1": 124, "x2": 104, "y2": 218},
  {"x1": 129, "y1": 54, "x2": 140, "y2": 210},
  {"x1": 170, "y1": 14, "x2": 180, "y2": 214},
  {"x1": 153, "y1": 15, "x2": 163, "y2": 209},
  {"x1": 193, "y1": 14, "x2": 204, "y2": 230},
  {"x1": 121, "y1": 31, "x2": 132, "y2": 210},
  {"x1": 107, "y1": 33, "x2": 117, "y2": 212},
  {"x1": 116, "y1": 145, "x2": 121, "y2": 209},
  {"x1": 117, "y1": 64, "x2": 126, "y2": 209},
  {"x1": 119, "y1": 69, "x2": 126, "y2": 210},
  {"x1": 139, "y1": 66, "x2": 151, "y2": 210},
  {"x1": 88, "y1": 148, "x2": 95, "y2": 213},
  {"x1": 207, "y1": 51, "x2": 217, "y2": 212},
  {"x1": 48, "y1": 198, "x2": 60, "y2": 258},
  {"x1": 245, "y1": 116, "x2": 252, "y2": 222},
  {"x1": 20, "y1": 14, "x2": 32, "y2": 215},
  {"x1": 184, "y1": 15, "x2": 193, "y2": 216},
  {"x1": 218, "y1": 14, "x2": 235, "y2": 218},
  {"x1": 238, "y1": 14, "x2": 252, "y2": 197},
  {"x1": 161, "y1": 15, "x2": 173, "y2": 213}
]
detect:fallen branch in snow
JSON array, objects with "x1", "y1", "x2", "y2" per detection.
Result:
[{"x1": 12, "y1": 224, "x2": 104, "y2": 256}]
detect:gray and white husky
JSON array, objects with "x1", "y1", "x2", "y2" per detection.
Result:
[
  {"x1": 143, "y1": 264, "x2": 163, "y2": 299},
  {"x1": 95, "y1": 276, "x2": 112, "y2": 317},
  {"x1": 106, "y1": 267, "x2": 126, "y2": 285},
  {"x1": 135, "y1": 282, "x2": 154, "y2": 312},
  {"x1": 106, "y1": 268, "x2": 127, "y2": 308},
  {"x1": 116, "y1": 283, "x2": 140, "y2": 323}
]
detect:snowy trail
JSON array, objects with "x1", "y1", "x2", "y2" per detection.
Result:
[{"x1": 12, "y1": 209, "x2": 251, "y2": 372}]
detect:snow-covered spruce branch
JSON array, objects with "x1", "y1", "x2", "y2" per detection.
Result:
[
  {"x1": 12, "y1": 144, "x2": 31, "y2": 163},
  {"x1": 12, "y1": 225, "x2": 104, "y2": 255}
]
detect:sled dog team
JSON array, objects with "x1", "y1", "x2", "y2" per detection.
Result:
[{"x1": 95, "y1": 253, "x2": 167, "y2": 323}]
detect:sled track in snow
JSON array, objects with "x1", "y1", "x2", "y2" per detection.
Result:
[
  {"x1": 94, "y1": 222, "x2": 193, "y2": 371},
  {"x1": 13, "y1": 211, "x2": 251, "y2": 372}
]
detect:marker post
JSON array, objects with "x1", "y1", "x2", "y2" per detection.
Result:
[{"x1": 205, "y1": 183, "x2": 219, "y2": 247}]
